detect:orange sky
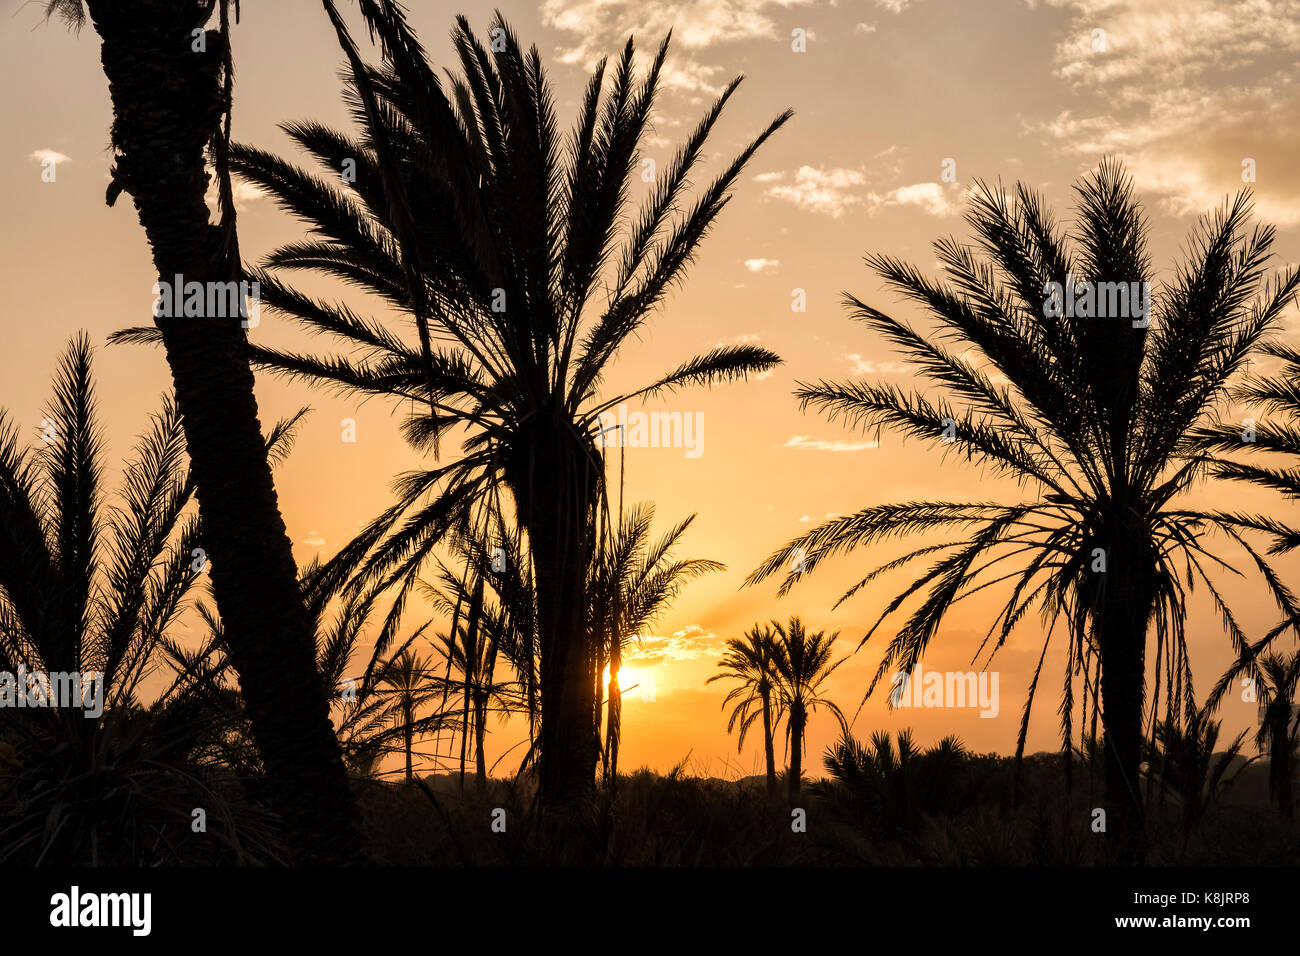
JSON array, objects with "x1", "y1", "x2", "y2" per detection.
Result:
[{"x1": 5, "y1": 0, "x2": 1300, "y2": 779}]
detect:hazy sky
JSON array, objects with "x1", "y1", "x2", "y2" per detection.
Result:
[{"x1": 4, "y1": 0, "x2": 1300, "y2": 778}]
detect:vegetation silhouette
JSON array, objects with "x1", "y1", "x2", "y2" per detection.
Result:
[{"x1": 748, "y1": 160, "x2": 1300, "y2": 861}]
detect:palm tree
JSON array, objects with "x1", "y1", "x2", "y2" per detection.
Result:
[
  {"x1": 590, "y1": 504, "x2": 723, "y2": 782},
  {"x1": 1144, "y1": 708, "x2": 1250, "y2": 861},
  {"x1": 44, "y1": 0, "x2": 362, "y2": 861},
  {"x1": 708, "y1": 624, "x2": 783, "y2": 796},
  {"x1": 0, "y1": 334, "x2": 276, "y2": 863},
  {"x1": 770, "y1": 617, "x2": 848, "y2": 804},
  {"x1": 747, "y1": 161, "x2": 1300, "y2": 859},
  {"x1": 374, "y1": 646, "x2": 441, "y2": 783},
  {"x1": 164, "y1": 3, "x2": 791, "y2": 812},
  {"x1": 813, "y1": 730, "x2": 969, "y2": 839},
  {"x1": 1193, "y1": 344, "x2": 1300, "y2": 820}
]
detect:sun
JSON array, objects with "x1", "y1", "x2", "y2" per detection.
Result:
[{"x1": 602, "y1": 665, "x2": 654, "y2": 700}]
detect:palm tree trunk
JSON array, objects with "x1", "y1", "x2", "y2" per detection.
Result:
[
  {"x1": 459, "y1": 689, "x2": 471, "y2": 791},
  {"x1": 507, "y1": 417, "x2": 601, "y2": 818},
  {"x1": 760, "y1": 686, "x2": 777, "y2": 797},
  {"x1": 605, "y1": 672, "x2": 622, "y2": 782},
  {"x1": 1270, "y1": 713, "x2": 1293, "y2": 820},
  {"x1": 404, "y1": 716, "x2": 414, "y2": 784},
  {"x1": 788, "y1": 703, "x2": 805, "y2": 806},
  {"x1": 1095, "y1": 524, "x2": 1155, "y2": 864},
  {"x1": 474, "y1": 690, "x2": 488, "y2": 788},
  {"x1": 81, "y1": 0, "x2": 360, "y2": 863}
]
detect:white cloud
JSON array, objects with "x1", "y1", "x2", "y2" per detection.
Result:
[
  {"x1": 541, "y1": 0, "x2": 817, "y2": 92},
  {"x1": 302, "y1": 531, "x2": 326, "y2": 548},
  {"x1": 855, "y1": 21, "x2": 878, "y2": 33},
  {"x1": 743, "y1": 257, "x2": 781, "y2": 273},
  {"x1": 1031, "y1": 0, "x2": 1300, "y2": 225},
  {"x1": 866, "y1": 181, "x2": 964, "y2": 218},
  {"x1": 847, "y1": 353, "x2": 910, "y2": 375},
  {"x1": 29, "y1": 149, "x2": 70, "y2": 166},
  {"x1": 784, "y1": 434, "x2": 881, "y2": 451},
  {"x1": 876, "y1": 0, "x2": 915, "y2": 11},
  {"x1": 760, "y1": 165, "x2": 868, "y2": 217},
  {"x1": 627, "y1": 625, "x2": 720, "y2": 663}
]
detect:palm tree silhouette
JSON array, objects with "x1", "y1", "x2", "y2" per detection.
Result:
[
  {"x1": 45, "y1": 0, "x2": 362, "y2": 861},
  {"x1": 709, "y1": 624, "x2": 783, "y2": 796},
  {"x1": 770, "y1": 617, "x2": 847, "y2": 805},
  {"x1": 748, "y1": 161, "x2": 1300, "y2": 860},
  {"x1": 0, "y1": 334, "x2": 287, "y2": 863},
  {"x1": 133, "y1": 4, "x2": 792, "y2": 813},
  {"x1": 590, "y1": 504, "x2": 723, "y2": 782},
  {"x1": 1253, "y1": 652, "x2": 1300, "y2": 820},
  {"x1": 1144, "y1": 708, "x2": 1250, "y2": 861},
  {"x1": 375, "y1": 646, "x2": 440, "y2": 784}
]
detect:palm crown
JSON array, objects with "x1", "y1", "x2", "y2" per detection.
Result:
[{"x1": 748, "y1": 161, "x2": 1300, "y2": 851}]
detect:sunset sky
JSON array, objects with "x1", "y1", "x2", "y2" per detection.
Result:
[{"x1": 5, "y1": 0, "x2": 1300, "y2": 779}]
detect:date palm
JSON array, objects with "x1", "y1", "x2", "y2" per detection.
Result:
[
  {"x1": 770, "y1": 617, "x2": 847, "y2": 804},
  {"x1": 1144, "y1": 708, "x2": 1250, "y2": 861},
  {"x1": 0, "y1": 334, "x2": 280, "y2": 863},
  {"x1": 708, "y1": 624, "x2": 782, "y2": 796},
  {"x1": 748, "y1": 161, "x2": 1300, "y2": 860},
  {"x1": 590, "y1": 503, "x2": 723, "y2": 782},
  {"x1": 44, "y1": 0, "x2": 362, "y2": 861},
  {"x1": 169, "y1": 2, "x2": 790, "y2": 812},
  {"x1": 1194, "y1": 342, "x2": 1300, "y2": 820}
]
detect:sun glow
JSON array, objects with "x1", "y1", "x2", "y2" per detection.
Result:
[{"x1": 602, "y1": 665, "x2": 655, "y2": 702}]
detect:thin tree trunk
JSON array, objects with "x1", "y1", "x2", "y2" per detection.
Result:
[
  {"x1": 760, "y1": 686, "x2": 777, "y2": 797},
  {"x1": 606, "y1": 671, "x2": 622, "y2": 782},
  {"x1": 82, "y1": 0, "x2": 361, "y2": 863},
  {"x1": 1271, "y1": 714, "x2": 1293, "y2": 820},
  {"x1": 474, "y1": 690, "x2": 488, "y2": 788},
  {"x1": 788, "y1": 703, "x2": 804, "y2": 806},
  {"x1": 404, "y1": 715, "x2": 413, "y2": 784}
]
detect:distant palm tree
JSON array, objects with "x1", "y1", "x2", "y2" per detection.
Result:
[
  {"x1": 0, "y1": 334, "x2": 275, "y2": 863},
  {"x1": 45, "y1": 0, "x2": 362, "y2": 861},
  {"x1": 1213, "y1": 650, "x2": 1300, "y2": 820},
  {"x1": 813, "y1": 730, "x2": 968, "y2": 838},
  {"x1": 708, "y1": 625, "x2": 783, "y2": 796},
  {"x1": 770, "y1": 617, "x2": 848, "y2": 804},
  {"x1": 133, "y1": 2, "x2": 793, "y2": 814},
  {"x1": 590, "y1": 504, "x2": 723, "y2": 782},
  {"x1": 748, "y1": 161, "x2": 1300, "y2": 859},
  {"x1": 1144, "y1": 708, "x2": 1250, "y2": 862},
  {"x1": 375, "y1": 646, "x2": 440, "y2": 784}
]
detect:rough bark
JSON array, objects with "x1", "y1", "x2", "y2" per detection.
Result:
[{"x1": 83, "y1": 0, "x2": 362, "y2": 863}]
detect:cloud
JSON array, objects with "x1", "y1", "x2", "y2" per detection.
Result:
[
  {"x1": 205, "y1": 177, "x2": 265, "y2": 215},
  {"x1": 759, "y1": 165, "x2": 868, "y2": 217},
  {"x1": 1030, "y1": 0, "x2": 1300, "y2": 225},
  {"x1": 866, "y1": 181, "x2": 964, "y2": 218},
  {"x1": 876, "y1": 0, "x2": 915, "y2": 11},
  {"x1": 743, "y1": 257, "x2": 781, "y2": 273},
  {"x1": 784, "y1": 434, "x2": 881, "y2": 451},
  {"x1": 29, "y1": 149, "x2": 71, "y2": 166},
  {"x1": 541, "y1": 0, "x2": 817, "y2": 92},
  {"x1": 302, "y1": 531, "x2": 326, "y2": 548},
  {"x1": 761, "y1": 168, "x2": 963, "y2": 219},
  {"x1": 847, "y1": 353, "x2": 910, "y2": 375},
  {"x1": 855, "y1": 21, "x2": 877, "y2": 33},
  {"x1": 627, "y1": 625, "x2": 721, "y2": 664}
]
